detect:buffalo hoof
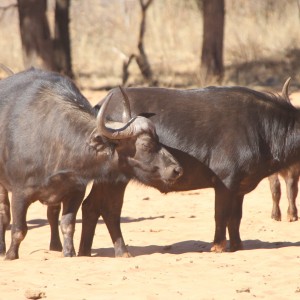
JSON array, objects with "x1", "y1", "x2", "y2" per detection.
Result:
[
  {"x1": 271, "y1": 215, "x2": 281, "y2": 222},
  {"x1": 77, "y1": 250, "x2": 91, "y2": 257},
  {"x1": 114, "y1": 238, "x2": 131, "y2": 258},
  {"x1": 62, "y1": 248, "x2": 76, "y2": 257},
  {"x1": 271, "y1": 210, "x2": 281, "y2": 222},
  {"x1": 287, "y1": 213, "x2": 298, "y2": 222},
  {"x1": 4, "y1": 250, "x2": 18, "y2": 260},
  {"x1": 62, "y1": 253, "x2": 75, "y2": 257},
  {"x1": 210, "y1": 240, "x2": 226, "y2": 253},
  {"x1": 116, "y1": 252, "x2": 132, "y2": 258},
  {"x1": 230, "y1": 242, "x2": 243, "y2": 252},
  {"x1": 49, "y1": 241, "x2": 63, "y2": 252}
]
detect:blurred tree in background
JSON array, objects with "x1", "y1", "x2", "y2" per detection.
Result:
[
  {"x1": 17, "y1": 0, "x2": 54, "y2": 70},
  {"x1": 54, "y1": 0, "x2": 73, "y2": 77},
  {"x1": 17, "y1": 0, "x2": 73, "y2": 77},
  {"x1": 197, "y1": 0, "x2": 225, "y2": 83},
  {"x1": 13, "y1": 0, "x2": 224, "y2": 85},
  {"x1": 0, "y1": 0, "x2": 299, "y2": 88},
  {"x1": 122, "y1": 0, "x2": 156, "y2": 85}
]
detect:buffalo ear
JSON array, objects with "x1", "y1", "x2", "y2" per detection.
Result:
[
  {"x1": 138, "y1": 112, "x2": 156, "y2": 119},
  {"x1": 88, "y1": 133, "x2": 103, "y2": 149},
  {"x1": 88, "y1": 132, "x2": 119, "y2": 152}
]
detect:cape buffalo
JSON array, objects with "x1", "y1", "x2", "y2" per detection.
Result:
[
  {"x1": 0, "y1": 68, "x2": 182, "y2": 260},
  {"x1": 51, "y1": 80, "x2": 300, "y2": 257},
  {"x1": 268, "y1": 79, "x2": 299, "y2": 222}
]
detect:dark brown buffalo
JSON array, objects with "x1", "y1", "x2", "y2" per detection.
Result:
[
  {"x1": 268, "y1": 78, "x2": 299, "y2": 222},
  {"x1": 49, "y1": 80, "x2": 300, "y2": 257},
  {"x1": 0, "y1": 68, "x2": 182, "y2": 260}
]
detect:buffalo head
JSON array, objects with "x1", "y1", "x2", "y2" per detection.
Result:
[{"x1": 92, "y1": 87, "x2": 183, "y2": 188}]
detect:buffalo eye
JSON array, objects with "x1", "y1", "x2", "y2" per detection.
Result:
[
  {"x1": 141, "y1": 143, "x2": 149, "y2": 151},
  {"x1": 141, "y1": 143, "x2": 153, "y2": 152}
]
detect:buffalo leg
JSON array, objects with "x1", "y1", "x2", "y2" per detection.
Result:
[
  {"x1": 60, "y1": 189, "x2": 85, "y2": 257},
  {"x1": 79, "y1": 181, "x2": 130, "y2": 257},
  {"x1": 211, "y1": 185, "x2": 233, "y2": 253},
  {"x1": 101, "y1": 182, "x2": 129, "y2": 257},
  {"x1": 284, "y1": 175, "x2": 298, "y2": 222},
  {"x1": 78, "y1": 185, "x2": 102, "y2": 256},
  {"x1": 5, "y1": 192, "x2": 30, "y2": 260},
  {"x1": 47, "y1": 204, "x2": 63, "y2": 251},
  {"x1": 268, "y1": 174, "x2": 281, "y2": 221},
  {"x1": 227, "y1": 195, "x2": 244, "y2": 251},
  {"x1": 0, "y1": 185, "x2": 10, "y2": 256}
]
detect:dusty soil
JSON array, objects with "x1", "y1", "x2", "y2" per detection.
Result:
[{"x1": 1, "y1": 91, "x2": 300, "y2": 300}]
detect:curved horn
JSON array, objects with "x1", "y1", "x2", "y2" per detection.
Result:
[
  {"x1": 282, "y1": 77, "x2": 291, "y2": 103},
  {"x1": 97, "y1": 93, "x2": 138, "y2": 140},
  {"x1": 118, "y1": 85, "x2": 132, "y2": 122}
]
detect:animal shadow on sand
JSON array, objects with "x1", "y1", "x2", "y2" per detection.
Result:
[
  {"x1": 91, "y1": 240, "x2": 211, "y2": 258},
  {"x1": 91, "y1": 239, "x2": 300, "y2": 258},
  {"x1": 19, "y1": 215, "x2": 166, "y2": 232},
  {"x1": 15, "y1": 217, "x2": 300, "y2": 257}
]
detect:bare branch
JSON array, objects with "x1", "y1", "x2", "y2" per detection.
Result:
[
  {"x1": 121, "y1": 0, "x2": 155, "y2": 85},
  {"x1": 122, "y1": 54, "x2": 136, "y2": 85},
  {"x1": 0, "y1": 4, "x2": 17, "y2": 11},
  {"x1": 0, "y1": 3, "x2": 17, "y2": 21},
  {"x1": 139, "y1": 0, "x2": 153, "y2": 10}
]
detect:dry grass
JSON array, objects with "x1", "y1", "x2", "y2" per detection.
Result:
[{"x1": 0, "y1": 0, "x2": 300, "y2": 89}]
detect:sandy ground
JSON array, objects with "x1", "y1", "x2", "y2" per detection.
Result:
[
  {"x1": 1, "y1": 90, "x2": 300, "y2": 300},
  {"x1": 1, "y1": 180, "x2": 300, "y2": 300}
]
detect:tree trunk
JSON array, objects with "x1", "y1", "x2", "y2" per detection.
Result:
[
  {"x1": 135, "y1": 0, "x2": 154, "y2": 83},
  {"x1": 201, "y1": 0, "x2": 225, "y2": 82},
  {"x1": 122, "y1": 0, "x2": 156, "y2": 85},
  {"x1": 17, "y1": 0, "x2": 55, "y2": 70},
  {"x1": 54, "y1": 0, "x2": 73, "y2": 78}
]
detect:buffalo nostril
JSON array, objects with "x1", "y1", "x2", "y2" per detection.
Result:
[{"x1": 173, "y1": 166, "x2": 183, "y2": 179}]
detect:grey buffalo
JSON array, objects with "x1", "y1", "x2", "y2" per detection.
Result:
[{"x1": 0, "y1": 69, "x2": 182, "y2": 260}]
